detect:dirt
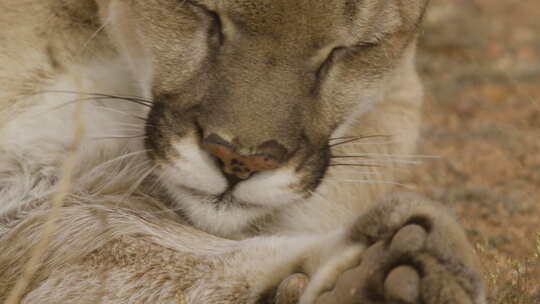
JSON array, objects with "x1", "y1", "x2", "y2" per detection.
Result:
[{"x1": 408, "y1": 0, "x2": 540, "y2": 302}]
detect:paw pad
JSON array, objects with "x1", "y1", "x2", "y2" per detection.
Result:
[
  {"x1": 384, "y1": 265, "x2": 420, "y2": 303},
  {"x1": 390, "y1": 224, "x2": 428, "y2": 255}
]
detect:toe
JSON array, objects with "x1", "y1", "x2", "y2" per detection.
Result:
[
  {"x1": 275, "y1": 274, "x2": 309, "y2": 304},
  {"x1": 390, "y1": 224, "x2": 427, "y2": 255},
  {"x1": 384, "y1": 265, "x2": 420, "y2": 304}
]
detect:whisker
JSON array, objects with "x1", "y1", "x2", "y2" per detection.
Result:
[
  {"x1": 90, "y1": 135, "x2": 147, "y2": 140},
  {"x1": 119, "y1": 163, "x2": 158, "y2": 204},
  {"x1": 333, "y1": 140, "x2": 400, "y2": 146},
  {"x1": 108, "y1": 125, "x2": 157, "y2": 132},
  {"x1": 39, "y1": 90, "x2": 153, "y2": 103},
  {"x1": 330, "y1": 153, "x2": 440, "y2": 159},
  {"x1": 90, "y1": 105, "x2": 149, "y2": 122},
  {"x1": 81, "y1": 16, "x2": 109, "y2": 52},
  {"x1": 103, "y1": 127, "x2": 149, "y2": 134},
  {"x1": 102, "y1": 126, "x2": 146, "y2": 132},
  {"x1": 328, "y1": 135, "x2": 391, "y2": 148},
  {"x1": 328, "y1": 163, "x2": 381, "y2": 168},
  {"x1": 90, "y1": 159, "x2": 153, "y2": 197},
  {"x1": 324, "y1": 178, "x2": 413, "y2": 188},
  {"x1": 145, "y1": 168, "x2": 167, "y2": 194},
  {"x1": 329, "y1": 164, "x2": 413, "y2": 174},
  {"x1": 329, "y1": 170, "x2": 378, "y2": 175},
  {"x1": 87, "y1": 96, "x2": 152, "y2": 108},
  {"x1": 110, "y1": 122, "x2": 147, "y2": 129},
  {"x1": 334, "y1": 159, "x2": 421, "y2": 165},
  {"x1": 330, "y1": 155, "x2": 370, "y2": 159},
  {"x1": 329, "y1": 158, "x2": 424, "y2": 164},
  {"x1": 30, "y1": 97, "x2": 100, "y2": 117},
  {"x1": 31, "y1": 96, "x2": 151, "y2": 120},
  {"x1": 139, "y1": 171, "x2": 190, "y2": 216},
  {"x1": 328, "y1": 135, "x2": 392, "y2": 141},
  {"x1": 86, "y1": 158, "x2": 152, "y2": 199},
  {"x1": 129, "y1": 115, "x2": 153, "y2": 122},
  {"x1": 308, "y1": 190, "x2": 333, "y2": 204},
  {"x1": 84, "y1": 150, "x2": 150, "y2": 178},
  {"x1": 36, "y1": 90, "x2": 154, "y2": 107}
]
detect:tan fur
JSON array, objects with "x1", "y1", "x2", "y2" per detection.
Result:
[{"x1": 0, "y1": 0, "x2": 485, "y2": 303}]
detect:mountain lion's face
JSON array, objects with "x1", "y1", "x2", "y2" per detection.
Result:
[{"x1": 99, "y1": 0, "x2": 428, "y2": 236}]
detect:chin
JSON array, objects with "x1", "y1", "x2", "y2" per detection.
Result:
[
  {"x1": 164, "y1": 186, "x2": 273, "y2": 238},
  {"x1": 157, "y1": 157, "x2": 304, "y2": 237}
]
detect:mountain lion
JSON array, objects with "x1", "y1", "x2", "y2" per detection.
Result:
[{"x1": 0, "y1": 0, "x2": 486, "y2": 303}]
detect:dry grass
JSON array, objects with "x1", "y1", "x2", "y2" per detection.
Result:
[
  {"x1": 409, "y1": 0, "x2": 540, "y2": 302},
  {"x1": 478, "y1": 232, "x2": 540, "y2": 303},
  {"x1": 5, "y1": 98, "x2": 85, "y2": 304}
]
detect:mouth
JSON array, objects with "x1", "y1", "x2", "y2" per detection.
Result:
[
  {"x1": 156, "y1": 158, "x2": 319, "y2": 237},
  {"x1": 211, "y1": 191, "x2": 264, "y2": 209},
  {"x1": 186, "y1": 186, "x2": 263, "y2": 210}
]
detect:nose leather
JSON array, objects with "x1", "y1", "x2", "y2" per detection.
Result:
[{"x1": 202, "y1": 134, "x2": 283, "y2": 179}]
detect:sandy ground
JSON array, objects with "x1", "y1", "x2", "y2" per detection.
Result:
[{"x1": 408, "y1": 0, "x2": 540, "y2": 302}]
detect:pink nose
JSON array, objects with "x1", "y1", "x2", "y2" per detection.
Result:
[{"x1": 202, "y1": 134, "x2": 283, "y2": 179}]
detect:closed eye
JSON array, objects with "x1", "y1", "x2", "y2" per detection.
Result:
[
  {"x1": 351, "y1": 41, "x2": 380, "y2": 51},
  {"x1": 316, "y1": 46, "x2": 347, "y2": 79},
  {"x1": 205, "y1": 10, "x2": 225, "y2": 45},
  {"x1": 315, "y1": 41, "x2": 381, "y2": 79}
]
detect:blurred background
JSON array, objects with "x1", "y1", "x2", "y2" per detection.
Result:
[{"x1": 409, "y1": 0, "x2": 540, "y2": 302}]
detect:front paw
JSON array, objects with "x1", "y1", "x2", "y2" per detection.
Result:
[{"x1": 309, "y1": 193, "x2": 486, "y2": 304}]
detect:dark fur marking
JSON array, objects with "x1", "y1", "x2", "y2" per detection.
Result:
[
  {"x1": 45, "y1": 44, "x2": 62, "y2": 71},
  {"x1": 344, "y1": 0, "x2": 359, "y2": 20}
]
